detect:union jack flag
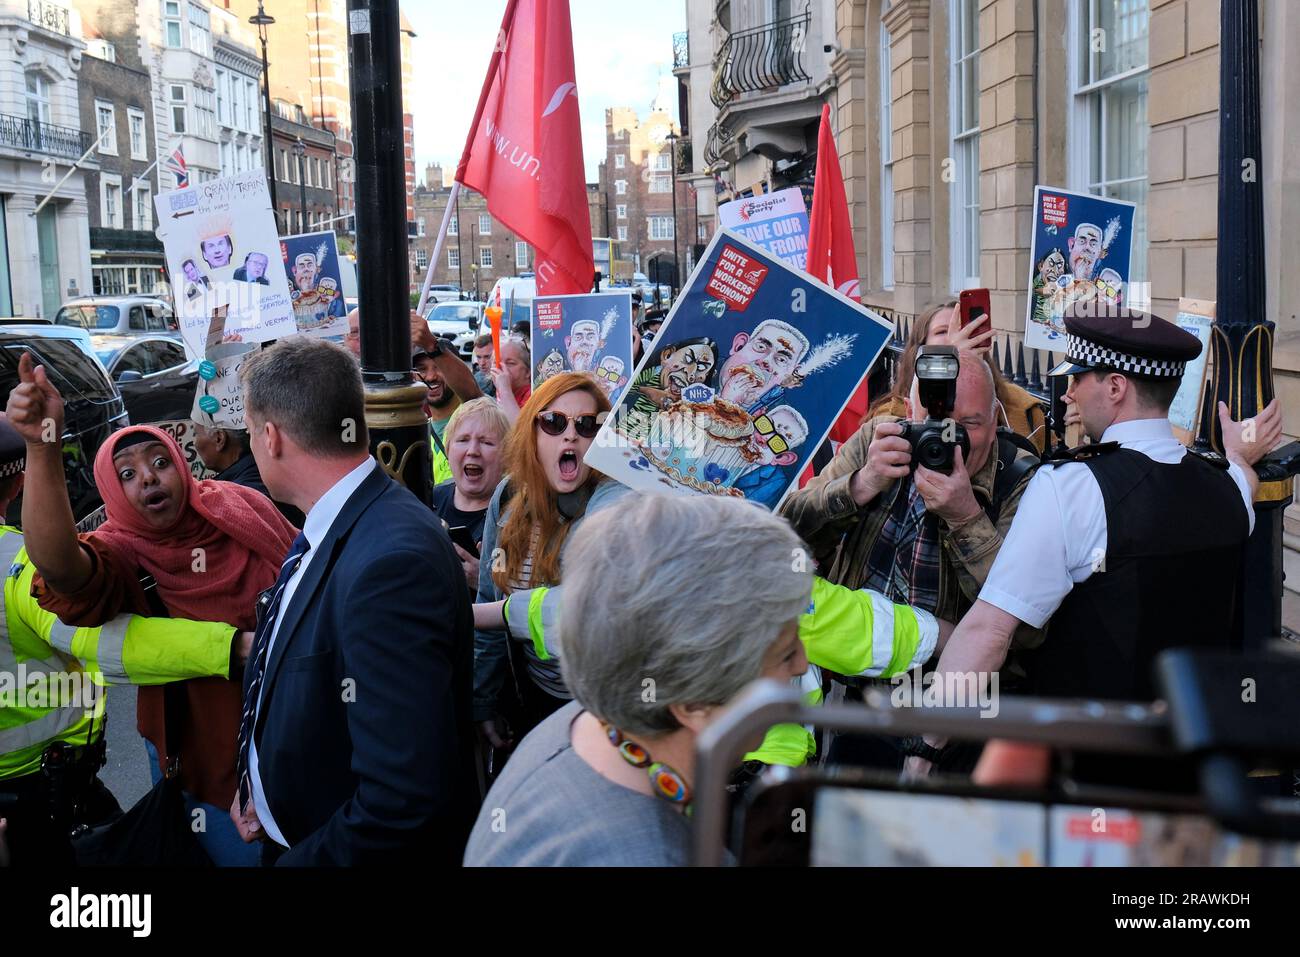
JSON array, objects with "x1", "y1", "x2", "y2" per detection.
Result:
[{"x1": 163, "y1": 144, "x2": 189, "y2": 189}]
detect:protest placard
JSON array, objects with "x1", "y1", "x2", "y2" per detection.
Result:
[
  {"x1": 1168, "y1": 298, "x2": 1216, "y2": 444},
  {"x1": 585, "y1": 229, "x2": 892, "y2": 510},
  {"x1": 1024, "y1": 186, "x2": 1136, "y2": 351},
  {"x1": 530, "y1": 291, "x2": 635, "y2": 404},
  {"x1": 281, "y1": 230, "x2": 350, "y2": 339},
  {"x1": 154, "y1": 171, "x2": 296, "y2": 358},
  {"x1": 717, "y1": 187, "x2": 811, "y2": 270}
]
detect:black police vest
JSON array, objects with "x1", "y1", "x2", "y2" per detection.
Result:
[{"x1": 1029, "y1": 447, "x2": 1249, "y2": 701}]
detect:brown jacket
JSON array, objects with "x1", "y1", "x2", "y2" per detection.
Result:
[{"x1": 779, "y1": 414, "x2": 1044, "y2": 678}]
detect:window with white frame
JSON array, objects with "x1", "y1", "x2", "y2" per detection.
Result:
[
  {"x1": 133, "y1": 185, "x2": 151, "y2": 231},
  {"x1": 188, "y1": 3, "x2": 211, "y2": 57},
  {"x1": 617, "y1": 225, "x2": 628, "y2": 241},
  {"x1": 649, "y1": 216, "x2": 674, "y2": 241},
  {"x1": 220, "y1": 140, "x2": 232, "y2": 177},
  {"x1": 654, "y1": 153, "x2": 671, "y2": 171},
  {"x1": 950, "y1": 0, "x2": 980, "y2": 290},
  {"x1": 245, "y1": 79, "x2": 256, "y2": 131},
  {"x1": 480, "y1": 246, "x2": 493, "y2": 268},
  {"x1": 164, "y1": 1, "x2": 182, "y2": 47},
  {"x1": 879, "y1": 22, "x2": 895, "y2": 290},
  {"x1": 416, "y1": 249, "x2": 428, "y2": 269},
  {"x1": 1071, "y1": 0, "x2": 1149, "y2": 282},
  {"x1": 448, "y1": 248, "x2": 460, "y2": 268},
  {"x1": 216, "y1": 68, "x2": 227, "y2": 126},
  {"x1": 615, "y1": 179, "x2": 627, "y2": 196},
  {"x1": 448, "y1": 215, "x2": 458, "y2": 236},
  {"x1": 614, "y1": 153, "x2": 625, "y2": 169},
  {"x1": 650, "y1": 175, "x2": 671, "y2": 194},
  {"x1": 170, "y1": 85, "x2": 186, "y2": 134},
  {"x1": 128, "y1": 109, "x2": 146, "y2": 159},
  {"x1": 95, "y1": 101, "x2": 117, "y2": 155},
  {"x1": 478, "y1": 214, "x2": 492, "y2": 235},
  {"x1": 101, "y1": 176, "x2": 123, "y2": 229},
  {"x1": 194, "y1": 88, "x2": 215, "y2": 139},
  {"x1": 515, "y1": 242, "x2": 529, "y2": 269},
  {"x1": 617, "y1": 204, "x2": 627, "y2": 220},
  {"x1": 25, "y1": 73, "x2": 50, "y2": 126},
  {"x1": 417, "y1": 217, "x2": 426, "y2": 237}
]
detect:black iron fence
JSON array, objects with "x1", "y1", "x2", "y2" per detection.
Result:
[
  {"x1": 28, "y1": 0, "x2": 71, "y2": 36},
  {"x1": 710, "y1": 9, "x2": 813, "y2": 108},
  {"x1": 703, "y1": 120, "x2": 732, "y2": 169},
  {"x1": 0, "y1": 113, "x2": 92, "y2": 160}
]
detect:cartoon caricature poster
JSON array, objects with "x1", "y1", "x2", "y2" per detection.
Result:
[
  {"x1": 1024, "y1": 186, "x2": 1136, "y2": 351},
  {"x1": 154, "y1": 170, "x2": 296, "y2": 358},
  {"x1": 530, "y1": 291, "x2": 635, "y2": 404},
  {"x1": 280, "y1": 230, "x2": 350, "y2": 339},
  {"x1": 585, "y1": 229, "x2": 892, "y2": 511}
]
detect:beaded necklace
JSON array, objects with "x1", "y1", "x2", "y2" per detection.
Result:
[{"x1": 601, "y1": 722, "x2": 692, "y2": 816}]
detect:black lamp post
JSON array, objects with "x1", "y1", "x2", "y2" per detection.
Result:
[
  {"x1": 249, "y1": 1, "x2": 278, "y2": 216},
  {"x1": 293, "y1": 137, "x2": 307, "y2": 231},
  {"x1": 665, "y1": 128, "x2": 680, "y2": 298}
]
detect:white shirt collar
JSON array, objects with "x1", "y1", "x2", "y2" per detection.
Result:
[
  {"x1": 301, "y1": 457, "x2": 377, "y2": 550},
  {"x1": 1100, "y1": 417, "x2": 1175, "y2": 446}
]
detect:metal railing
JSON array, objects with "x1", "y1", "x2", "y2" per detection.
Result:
[
  {"x1": 0, "y1": 113, "x2": 92, "y2": 160},
  {"x1": 28, "y1": 0, "x2": 71, "y2": 36},
  {"x1": 703, "y1": 120, "x2": 733, "y2": 168},
  {"x1": 673, "y1": 31, "x2": 689, "y2": 70},
  {"x1": 710, "y1": 9, "x2": 813, "y2": 108}
]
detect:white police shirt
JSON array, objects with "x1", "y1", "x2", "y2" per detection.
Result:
[{"x1": 979, "y1": 418, "x2": 1254, "y2": 629}]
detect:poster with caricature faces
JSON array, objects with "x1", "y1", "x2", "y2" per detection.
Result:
[
  {"x1": 154, "y1": 171, "x2": 296, "y2": 359},
  {"x1": 280, "y1": 230, "x2": 349, "y2": 340},
  {"x1": 1024, "y1": 186, "x2": 1136, "y2": 351},
  {"x1": 585, "y1": 229, "x2": 892, "y2": 511},
  {"x1": 530, "y1": 290, "x2": 635, "y2": 404}
]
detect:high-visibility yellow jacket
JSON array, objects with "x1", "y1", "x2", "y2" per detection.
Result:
[
  {"x1": 501, "y1": 576, "x2": 939, "y2": 767},
  {"x1": 430, "y1": 425, "x2": 452, "y2": 485},
  {"x1": 0, "y1": 526, "x2": 240, "y2": 780}
]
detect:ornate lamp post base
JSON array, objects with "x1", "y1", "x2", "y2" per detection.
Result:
[{"x1": 363, "y1": 379, "x2": 430, "y2": 501}]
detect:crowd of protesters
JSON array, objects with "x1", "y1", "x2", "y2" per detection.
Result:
[{"x1": 0, "y1": 292, "x2": 1286, "y2": 868}]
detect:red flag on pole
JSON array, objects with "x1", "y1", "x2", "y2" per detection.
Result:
[
  {"x1": 455, "y1": 0, "x2": 594, "y2": 296},
  {"x1": 806, "y1": 102, "x2": 869, "y2": 452}
]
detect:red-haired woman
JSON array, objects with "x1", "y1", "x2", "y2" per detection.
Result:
[{"x1": 471, "y1": 371, "x2": 627, "y2": 759}]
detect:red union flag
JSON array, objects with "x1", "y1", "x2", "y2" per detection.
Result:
[
  {"x1": 455, "y1": 0, "x2": 593, "y2": 296},
  {"x1": 804, "y1": 102, "x2": 867, "y2": 465}
]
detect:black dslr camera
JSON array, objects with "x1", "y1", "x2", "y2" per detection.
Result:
[{"x1": 897, "y1": 345, "x2": 970, "y2": 474}]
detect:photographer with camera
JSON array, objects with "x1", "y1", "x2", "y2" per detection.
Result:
[{"x1": 780, "y1": 347, "x2": 1042, "y2": 771}]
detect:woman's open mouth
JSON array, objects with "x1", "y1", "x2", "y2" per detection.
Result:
[
  {"x1": 557, "y1": 450, "x2": 580, "y2": 482},
  {"x1": 142, "y1": 489, "x2": 171, "y2": 513},
  {"x1": 462, "y1": 463, "x2": 484, "y2": 480}
]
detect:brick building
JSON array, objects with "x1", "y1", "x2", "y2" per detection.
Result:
[
  {"x1": 78, "y1": 41, "x2": 165, "y2": 294},
  {"x1": 270, "y1": 102, "x2": 336, "y2": 234}
]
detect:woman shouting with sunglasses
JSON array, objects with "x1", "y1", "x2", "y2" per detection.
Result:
[{"x1": 471, "y1": 372, "x2": 630, "y2": 774}]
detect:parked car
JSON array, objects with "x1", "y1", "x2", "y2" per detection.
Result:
[
  {"x1": 424, "y1": 301, "x2": 483, "y2": 360},
  {"x1": 54, "y1": 295, "x2": 177, "y2": 336},
  {"x1": 0, "y1": 321, "x2": 128, "y2": 522},
  {"x1": 426, "y1": 284, "x2": 465, "y2": 305}
]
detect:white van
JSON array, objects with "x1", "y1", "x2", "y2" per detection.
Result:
[{"x1": 486, "y1": 275, "x2": 536, "y2": 328}]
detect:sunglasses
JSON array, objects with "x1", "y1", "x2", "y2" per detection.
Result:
[
  {"x1": 536, "y1": 411, "x2": 603, "y2": 438},
  {"x1": 752, "y1": 414, "x2": 789, "y2": 455}
]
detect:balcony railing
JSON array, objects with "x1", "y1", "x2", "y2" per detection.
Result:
[
  {"x1": 703, "y1": 120, "x2": 732, "y2": 169},
  {"x1": 28, "y1": 0, "x2": 71, "y2": 36},
  {"x1": 710, "y1": 9, "x2": 812, "y2": 108},
  {"x1": 673, "y1": 31, "x2": 689, "y2": 70},
  {"x1": 0, "y1": 113, "x2": 92, "y2": 160}
]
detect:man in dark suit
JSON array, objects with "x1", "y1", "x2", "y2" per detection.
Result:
[{"x1": 230, "y1": 336, "x2": 478, "y2": 865}]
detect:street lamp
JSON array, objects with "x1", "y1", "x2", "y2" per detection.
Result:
[
  {"x1": 293, "y1": 137, "x2": 307, "y2": 232},
  {"x1": 249, "y1": 1, "x2": 278, "y2": 216},
  {"x1": 664, "y1": 128, "x2": 681, "y2": 299}
]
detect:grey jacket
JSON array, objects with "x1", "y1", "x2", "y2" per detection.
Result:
[{"x1": 472, "y1": 477, "x2": 632, "y2": 722}]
